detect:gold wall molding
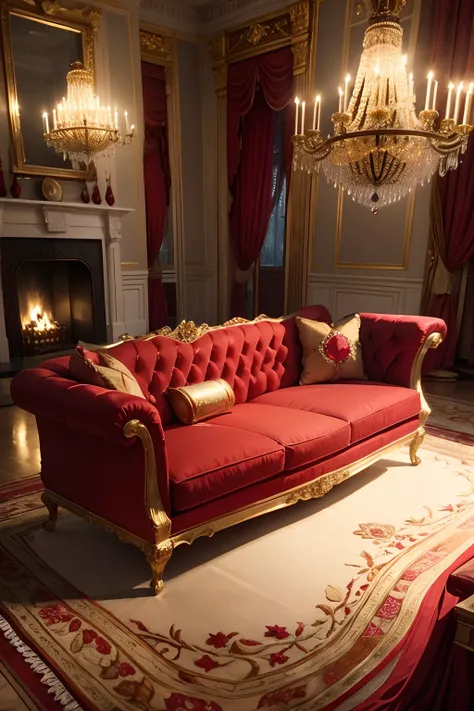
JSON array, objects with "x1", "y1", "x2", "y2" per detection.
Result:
[
  {"x1": 208, "y1": 1, "x2": 310, "y2": 71},
  {"x1": 140, "y1": 27, "x2": 173, "y2": 66},
  {"x1": 335, "y1": 189, "x2": 415, "y2": 270}
]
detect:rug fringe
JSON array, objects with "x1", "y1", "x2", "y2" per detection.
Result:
[{"x1": 0, "y1": 615, "x2": 83, "y2": 710}]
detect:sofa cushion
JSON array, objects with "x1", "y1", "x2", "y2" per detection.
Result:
[
  {"x1": 206, "y1": 403, "x2": 350, "y2": 469},
  {"x1": 252, "y1": 383, "x2": 420, "y2": 444},
  {"x1": 166, "y1": 423, "x2": 285, "y2": 512}
]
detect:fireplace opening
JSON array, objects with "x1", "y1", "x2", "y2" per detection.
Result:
[
  {"x1": 1, "y1": 237, "x2": 107, "y2": 361},
  {"x1": 18, "y1": 260, "x2": 93, "y2": 355}
]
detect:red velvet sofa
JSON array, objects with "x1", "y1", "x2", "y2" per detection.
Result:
[{"x1": 11, "y1": 306, "x2": 446, "y2": 594}]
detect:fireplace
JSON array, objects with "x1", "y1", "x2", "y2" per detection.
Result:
[{"x1": 1, "y1": 238, "x2": 107, "y2": 359}]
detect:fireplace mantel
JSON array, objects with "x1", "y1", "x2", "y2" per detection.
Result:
[{"x1": 0, "y1": 198, "x2": 137, "y2": 363}]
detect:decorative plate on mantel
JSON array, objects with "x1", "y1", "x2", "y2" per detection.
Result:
[{"x1": 41, "y1": 177, "x2": 63, "y2": 202}]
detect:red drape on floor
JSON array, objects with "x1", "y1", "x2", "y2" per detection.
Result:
[
  {"x1": 227, "y1": 47, "x2": 294, "y2": 317},
  {"x1": 330, "y1": 546, "x2": 474, "y2": 711},
  {"x1": 142, "y1": 61, "x2": 171, "y2": 330},
  {"x1": 425, "y1": 0, "x2": 474, "y2": 369}
]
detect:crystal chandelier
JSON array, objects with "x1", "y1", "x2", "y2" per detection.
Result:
[
  {"x1": 292, "y1": 0, "x2": 473, "y2": 213},
  {"x1": 42, "y1": 62, "x2": 134, "y2": 166}
]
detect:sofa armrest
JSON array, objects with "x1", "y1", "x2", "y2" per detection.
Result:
[
  {"x1": 11, "y1": 367, "x2": 171, "y2": 535},
  {"x1": 359, "y1": 314, "x2": 446, "y2": 388}
]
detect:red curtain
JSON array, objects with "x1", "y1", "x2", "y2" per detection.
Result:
[
  {"x1": 142, "y1": 61, "x2": 171, "y2": 331},
  {"x1": 425, "y1": 0, "x2": 474, "y2": 369},
  {"x1": 227, "y1": 47, "x2": 294, "y2": 317}
]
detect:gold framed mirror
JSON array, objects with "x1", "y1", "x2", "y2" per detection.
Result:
[{"x1": 1, "y1": 0, "x2": 100, "y2": 179}]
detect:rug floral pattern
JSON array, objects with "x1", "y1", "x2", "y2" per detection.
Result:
[{"x1": 0, "y1": 435, "x2": 474, "y2": 711}]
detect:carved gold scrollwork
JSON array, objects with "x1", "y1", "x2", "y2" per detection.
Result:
[
  {"x1": 140, "y1": 29, "x2": 173, "y2": 64},
  {"x1": 285, "y1": 470, "x2": 350, "y2": 505},
  {"x1": 289, "y1": 1, "x2": 310, "y2": 35},
  {"x1": 291, "y1": 40, "x2": 309, "y2": 74},
  {"x1": 209, "y1": 0, "x2": 310, "y2": 80},
  {"x1": 37, "y1": 0, "x2": 100, "y2": 71}
]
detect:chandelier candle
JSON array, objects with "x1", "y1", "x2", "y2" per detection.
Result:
[
  {"x1": 291, "y1": 0, "x2": 474, "y2": 213},
  {"x1": 432, "y1": 81, "x2": 438, "y2": 111},
  {"x1": 453, "y1": 82, "x2": 464, "y2": 125},
  {"x1": 445, "y1": 83, "x2": 455, "y2": 119},
  {"x1": 294, "y1": 97, "x2": 300, "y2": 134},
  {"x1": 42, "y1": 62, "x2": 134, "y2": 166},
  {"x1": 425, "y1": 72, "x2": 434, "y2": 111},
  {"x1": 463, "y1": 84, "x2": 474, "y2": 125}
]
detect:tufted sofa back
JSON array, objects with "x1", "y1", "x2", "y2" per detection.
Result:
[{"x1": 82, "y1": 305, "x2": 331, "y2": 425}]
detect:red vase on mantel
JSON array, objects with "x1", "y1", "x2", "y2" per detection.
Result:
[
  {"x1": 0, "y1": 160, "x2": 7, "y2": 197},
  {"x1": 92, "y1": 182, "x2": 102, "y2": 205},
  {"x1": 10, "y1": 174, "x2": 21, "y2": 199},
  {"x1": 80, "y1": 182, "x2": 90, "y2": 204},
  {"x1": 105, "y1": 176, "x2": 115, "y2": 206}
]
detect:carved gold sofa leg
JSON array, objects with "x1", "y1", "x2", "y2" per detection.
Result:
[
  {"x1": 145, "y1": 541, "x2": 174, "y2": 595},
  {"x1": 42, "y1": 491, "x2": 58, "y2": 531},
  {"x1": 409, "y1": 427, "x2": 425, "y2": 466}
]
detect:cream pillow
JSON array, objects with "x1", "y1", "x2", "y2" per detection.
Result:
[
  {"x1": 296, "y1": 314, "x2": 364, "y2": 385},
  {"x1": 70, "y1": 346, "x2": 145, "y2": 399}
]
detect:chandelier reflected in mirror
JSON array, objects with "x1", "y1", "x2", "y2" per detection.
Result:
[
  {"x1": 293, "y1": 0, "x2": 473, "y2": 213},
  {"x1": 42, "y1": 62, "x2": 134, "y2": 167}
]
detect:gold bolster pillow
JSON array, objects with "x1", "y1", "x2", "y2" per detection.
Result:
[{"x1": 167, "y1": 379, "x2": 235, "y2": 425}]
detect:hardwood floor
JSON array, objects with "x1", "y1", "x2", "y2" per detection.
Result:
[
  {"x1": 0, "y1": 378, "x2": 473, "y2": 489},
  {"x1": 0, "y1": 406, "x2": 40, "y2": 486}
]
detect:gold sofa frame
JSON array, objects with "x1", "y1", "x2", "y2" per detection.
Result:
[{"x1": 41, "y1": 317, "x2": 443, "y2": 594}]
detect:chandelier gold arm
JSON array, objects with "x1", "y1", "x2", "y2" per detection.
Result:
[{"x1": 293, "y1": 126, "x2": 470, "y2": 158}]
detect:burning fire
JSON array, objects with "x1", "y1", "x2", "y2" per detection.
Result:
[{"x1": 22, "y1": 301, "x2": 56, "y2": 332}]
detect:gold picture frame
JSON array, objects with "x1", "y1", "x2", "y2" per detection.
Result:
[{"x1": 1, "y1": 0, "x2": 100, "y2": 180}]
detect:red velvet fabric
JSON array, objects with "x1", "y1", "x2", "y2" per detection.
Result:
[
  {"x1": 170, "y1": 418, "x2": 418, "y2": 534},
  {"x1": 166, "y1": 422, "x2": 284, "y2": 512},
  {"x1": 229, "y1": 92, "x2": 275, "y2": 316},
  {"x1": 10, "y1": 368, "x2": 171, "y2": 520},
  {"x1": 207, "y1": 403, "x2": 350, "y2": 470},
  {"x1": 227, "y1": 47, "x2": 294, "y2": 188},
  {"x1": 142, "y1": 61, "x2": 170, "y2": 330},
  {"x1": 36, "y1": 416, "x2": 160, "y2": 542},
  {"x1": 253, "y1": 383, "x2": 421, "y2": 444},
  {"x1": 448, "y1": 558, "x2": 474, "y2": 598},
  {"x1": 11, "y1": 309, "x2": 438, "y2": 541},
  {"x1": 424, "y1": 0, "x2": 474, "y2": 370},
  {"x1": 359, "y1": 313, "x2": 447, "y2": 386},
  {"x1": 228, "y1": 47, "x2": 294, "y2": 316},
  {"x1": 60, "y1": 307, "x2": 331, "y2": 426},
  {"x1": 346, "y1": 549, "x2": 474, "y2": 711}
]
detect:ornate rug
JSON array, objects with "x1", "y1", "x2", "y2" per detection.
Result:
[
  {"x1": 1, "y1": 434, "x2": 474, "y2": 711},
  {"x1": 425, "y1": 393, "x2": 474, "y2": 445}
]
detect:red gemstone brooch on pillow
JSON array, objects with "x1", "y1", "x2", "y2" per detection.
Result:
[{"x1": 296, "y1": 313, "x2": 365, "y2": 385}]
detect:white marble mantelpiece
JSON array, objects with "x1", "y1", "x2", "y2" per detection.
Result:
[{"x1": 0, "y1": 198, "x2": 136, "y2": 363}]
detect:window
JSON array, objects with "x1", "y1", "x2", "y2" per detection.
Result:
[{"x1": 260, "y1": 110, "x2": 286, "y2": 268}]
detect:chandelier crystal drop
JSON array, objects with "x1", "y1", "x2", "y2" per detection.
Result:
[
  {"x1": 292, "y1": 0, "x2": 473, "y2": 213},
  {"x1": 42, "y1": 62, "x2": 134, "y2": 167}
]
